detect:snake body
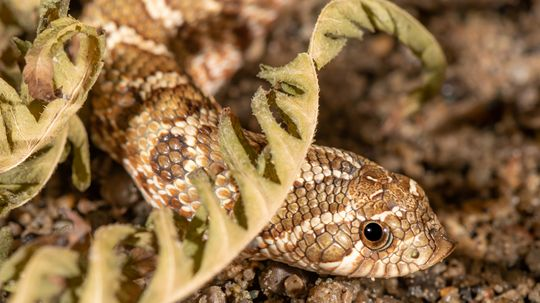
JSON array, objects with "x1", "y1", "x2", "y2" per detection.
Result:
[{"x1": 83, "y1": 0, "x2": 454, "y2": 278}]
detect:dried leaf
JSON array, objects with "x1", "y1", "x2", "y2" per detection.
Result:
[
  {"x1": 67, "y1": 116, "x2": 91, "y2": 191},
  {"x1": 0, "y1": 227, "x2": 13, "y2": 268},
  {"x1": 0, "y1": 14, "x2": 104, "y2": 214},
  {"x1": 11, "y1": 38, "x2": 32, "y2": 57},
  {"x1": 7, "y1": 246, "x2": 79, "y2": 303},
  {"x1": 138, "y1": 208, "x2": 194, "y2": 303},
  {"x1": 22, "y1": 41, "x2": 55, "y2": 101},
  {"x1": 0, "y1": 245, "x2": 37, "y2": 292},
  {"x1": 37, "y1": 0, "x2": 70, "y2": 34},
  {"x1": 24, "y1": 0, "x2": 70, "y2": 99},
  {"x1": 1, "y1": 17, "x2": 103, "y2": 172},
  {"x1": 308, "y1": 0, "x2": 446, "y2": 105},
  {"x1": 0, "y1": 131, "x2": 67, "y2": 216},
  {"x1": 78, "y1": 225, "x2": 136, "y2": 303}
]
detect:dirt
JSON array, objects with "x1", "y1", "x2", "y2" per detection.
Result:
[{"x1": 2, "y1": 0, "x2": 540, "y2": 302}]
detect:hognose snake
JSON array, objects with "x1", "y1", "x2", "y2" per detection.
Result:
[{"x1": 82, "y1": 0, "x2": 454, "y2": 278}]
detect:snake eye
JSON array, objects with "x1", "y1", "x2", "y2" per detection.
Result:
[{"x1": 361, "y1": 221, "x2": 393, "y2": 251}]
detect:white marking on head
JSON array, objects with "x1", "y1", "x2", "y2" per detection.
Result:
[
  {"x1": 366, "y1": 176, "x2": 378, "y2": 182},
  {"x1": 369, "y1": 189, "x2": 384, "y2": 200},
  {"x1": 409, "y1": 179, "x2": 419, "y2": 196},
  {"x1": 370, "y1": 210, "x2": 394, "y2": 221},
  {"x1": 391, "y1": 206, "x2": 404, "y2": 218},
  {"x1": 332, "y1": 242, "x2": 364, "y2": 275},
  {"x1": 370, "y1": 206, "x2": 406, "y2": 221}
]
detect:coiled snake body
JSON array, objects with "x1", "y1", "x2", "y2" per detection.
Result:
[{"x1": 83, "y1": 0, "x2": 454, "y2": 278}]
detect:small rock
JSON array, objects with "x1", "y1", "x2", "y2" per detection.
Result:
[
  {"x1": 439, "y1": 286, "x2": 460, "y2": 303},
  {"x1": 54, "y1": 194, "x2": 76, "y2": 210},
  {"x1": 77, "y1": 198, "x2": 98, "y2": 214},
  {"x1": 284, "y1": 274, "x2": 307, "y2": 298},
  {"x1": 525, "y1": 241, "x2": 540, "y2": 275},
  {"x1": 529, "y1": 283, "x2": 540, "y2": 303},
  {"x1": 17, "y1": 212, "x2": 32, "y2": 225},
  {"x1": 374, "y1": 296, "x2": 401, "y2": 303},
  {"x1": 496, "y1": 289, "x2": 522, "y2": 302},
  {"x1": 200, "y1": 286, "x2": 226, "y2": 303},
  {"x1": 307, "y1": 280, "x2": 353, "y2": 303},
  {"x1": 259, "y1": 262, "x2": 308, "y2": 297},
  {"x1": 8, "y1": 222, "x2": 21, "y2": 237}
]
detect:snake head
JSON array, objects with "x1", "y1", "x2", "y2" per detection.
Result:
[
  {"x1": 336, "y1": 163, "x2": 456, "y2": 278},
  {"x1": 253, "y1": 148, "x2": 454, "y2": 278}
]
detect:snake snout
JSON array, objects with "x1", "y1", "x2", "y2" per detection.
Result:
[{"x1": 422, "y1": 230, "x2": 456, "y2": 269}]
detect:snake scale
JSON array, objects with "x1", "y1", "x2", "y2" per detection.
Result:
[{"x1": 82, "y1": 0, "x2": 454, "y2": 278}]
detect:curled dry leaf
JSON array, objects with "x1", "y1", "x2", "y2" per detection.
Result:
[
  {"x1": 0, "y1": 14, "x2": 104, "y2": 215},
  {"x1": 5, "y1": 246, "x2": 79, "y2": 303},
  {"x1": 0, "y1": 245, "x2": 37, "y2": 293},
  {"x1": 308, "y1": 0, "x2": 446, "y2": 107},
  {"x1": 22, "y1": 0, "x2": 73, "y2": 101},
  {"x1": 0, "y1": 130, "x2": 67, "y2": 215},
  {"x1": 0, "y1": 227, "x2": 13, "y2": 268},
  {"x1": 137, "y1": 208, "x2": 194, "y2": 303},
  {"x1": 79, "y1": 225, "x2": 136, "y2": 303}
]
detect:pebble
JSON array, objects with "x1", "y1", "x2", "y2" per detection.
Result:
[
  {"x1": 307, "y1": 280, "x2": 353, "y2": 303},
  {"x1": 525, "y1": 241, "x2": 540, "y2": 275},
  {"x1": 529, "y1": 284, "x2": 540, "y2": 303},
  {"x1": 284, "y1": 274, "x2": 307, "y2": 298},
  {"x1": 439, "y1": 286, "x2": 460, "y2": 303},
  {"x1": 198, "y1": 286, "x2": 226, "y2": 303},
  {"x1": 259, "y1": 262, "x2": 309, "y2": 298}
]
